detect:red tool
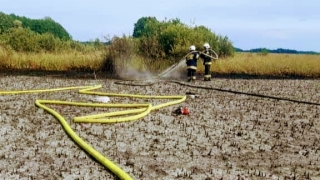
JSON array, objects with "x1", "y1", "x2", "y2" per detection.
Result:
[
  {"x1": 172, "y1": 106, "x2": 190, "y2": 116},
  {"x1": 181, "y1": 107, "x2": 189, "y2": 115}
]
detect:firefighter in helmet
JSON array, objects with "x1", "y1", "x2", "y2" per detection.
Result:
[
  {"x1": 200, "y1": 43, "x2": 213, "y2": 81},
  {"x1": 186, "y1": 45, "x2": 200, "y2": 82}
]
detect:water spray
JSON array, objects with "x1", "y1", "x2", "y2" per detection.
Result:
[
  {"x1": 115, "y1": 48, "x2": 219, "y2": 85},
  {"x1": 156, "y1": 49, "x2": 219, "y2": 79}
]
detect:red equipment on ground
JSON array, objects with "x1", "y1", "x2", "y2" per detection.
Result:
[{"x1": 172, "y1": 106, "x2": 189, "y2": 116}]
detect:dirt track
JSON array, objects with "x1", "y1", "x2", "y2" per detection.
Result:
[{"x1": 0, "y1": 75, "x2": 320, "y2": 180}]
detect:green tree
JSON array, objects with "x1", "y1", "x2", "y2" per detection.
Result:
[
  {"x1": 133, "y1": 16, "x2": 159, "y2": 38},
  {"x1": 217, "y1": 36, "x2": 234, "y2": 57},
  {"x1": 5, "y1": 13, "x2": 72, "y2": 40},
  {"x1": 37, "y1": 32, "x2": 59, "y2": 52},
  {"x1": 258, "y1": 48, "x2": 269, "y2": 56},
  {"x1": 28, "y1": 17, "x2": 71, "y2": 40},
  {"x1": 3, "y1": 27, "x2": 40, "y2": 52},
  {"x1": 158, "y1": 23, "x2": 189, "y2": 57},
  {"x1": 132, "y1": 16, "x2": 235, "y2": 59},
  {"x1": 0, "y1": 12, "x2": 14, "y2": 33},
  {"x1": 13, "y1": 20, "x2": 22, "y2": 28}
]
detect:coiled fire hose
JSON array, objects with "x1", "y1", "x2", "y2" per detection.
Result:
[{"x1": 0, "y1": 84, "x2": 186, "y2": 180}]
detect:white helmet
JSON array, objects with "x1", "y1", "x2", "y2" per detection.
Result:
[
  {"x1": 189, "y1": 45, "x2": 196, "y2": 51},
  {"x1": 203, "y1": 43, "x2": 210, "y2": 49}
]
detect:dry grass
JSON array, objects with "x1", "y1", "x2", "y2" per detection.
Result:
[
  {"x1": 209, "y1": 53, "x2": 320, "y2": 77},
  {"x1": 1, "y1": 48, "x2": 319, "y2": 78},
  {"x1": 0, "y1": 49, "x2": 104, "y2": 71}
]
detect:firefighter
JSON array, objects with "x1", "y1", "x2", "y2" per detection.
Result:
[
  {"x1": 186, "y1": 45, "x2": 200, "y2": 82},
  {"x1": 200, "y1": 43, "x2": 213, "y2": 81}
]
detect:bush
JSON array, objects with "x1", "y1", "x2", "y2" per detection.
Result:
[
  {"x1": 2, "y1": 27, "x2": 40, "y2": 52},
  {"x1": 0, "y1": 27, "x2": 98, "y2": 53},
  {"x1": 133, "y1": 17, "x2": 235, "y2": 60},
  {"x1": 37, "y1": 33, "x2": 59, "y2": 52},
  {"x1": 102, "y1": 35, "x2": 136, "y2": 74}
]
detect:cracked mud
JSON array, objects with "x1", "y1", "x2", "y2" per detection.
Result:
[{"x1": 0, "y1": 75, "x2": 319, "y2": 179}]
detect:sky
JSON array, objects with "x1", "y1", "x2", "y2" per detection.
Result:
[{"x1": 1, "y1": 0, "x2": 320, "y2": 52}]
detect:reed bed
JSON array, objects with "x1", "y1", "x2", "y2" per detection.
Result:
[{"x1": 1, "y1": 47, "x2": 319, "y2": 78}]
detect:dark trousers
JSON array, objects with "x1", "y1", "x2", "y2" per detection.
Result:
[
  {"x1": 204, "y1": 65, "x2": 211, "y2": 80},
  {"x1": 205, "y1": 65, "x2": 210, "y2": 75},
  {"x1": 187, "y1": 69, "x2": 196, "y2": 80}
]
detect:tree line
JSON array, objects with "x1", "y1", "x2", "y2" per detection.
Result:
[
  {"x1": 235, "y1": 47, "x2": 319, "y2": 55},
  {"x1": 0, "y1": 12, "x2": 104, "y2": 53},
  {"x1": 106, "y1": 16, "x2": 235, "y2": 63},
  {"x1": 0, "y1": 12, "x2": 71, "y2": 40},
  {"x1": 132, "y1": 17, "x2": 235, "y2": 58},
  {"x1": 0, "y1": 12, "x2": 235, "y2": 59}
]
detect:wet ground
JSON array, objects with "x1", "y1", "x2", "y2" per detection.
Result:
[{"x1": 0, "y1": 75, "x2": 320, "y2": 179}]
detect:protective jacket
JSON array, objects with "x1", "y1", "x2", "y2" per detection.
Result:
[
  {"x1": 186, "y1": 51, "x2": 199, "y2": 70},
  {"x1": 200, "y1": 49, "x2": 213, "y2": 65}
]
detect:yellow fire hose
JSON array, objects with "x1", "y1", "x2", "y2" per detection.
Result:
[{"x1": 0, "y1": 84, "x2": 186, "y2": 180}]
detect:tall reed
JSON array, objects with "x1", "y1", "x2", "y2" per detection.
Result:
[
  {"x1": 1, "y1": 47, "x2": 319, "y2": 78},
  {"x1": 209, "y1": 53, "x2": 320, "y2": 77}
]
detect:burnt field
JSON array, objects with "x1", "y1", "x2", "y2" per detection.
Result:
[{"x1": 0, "y1": 75, "x2": 320, "y2": 180}]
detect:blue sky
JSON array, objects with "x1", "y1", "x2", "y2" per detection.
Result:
[{"x1": 1, "y1": 0, "x2": 320, "y2": 52}]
